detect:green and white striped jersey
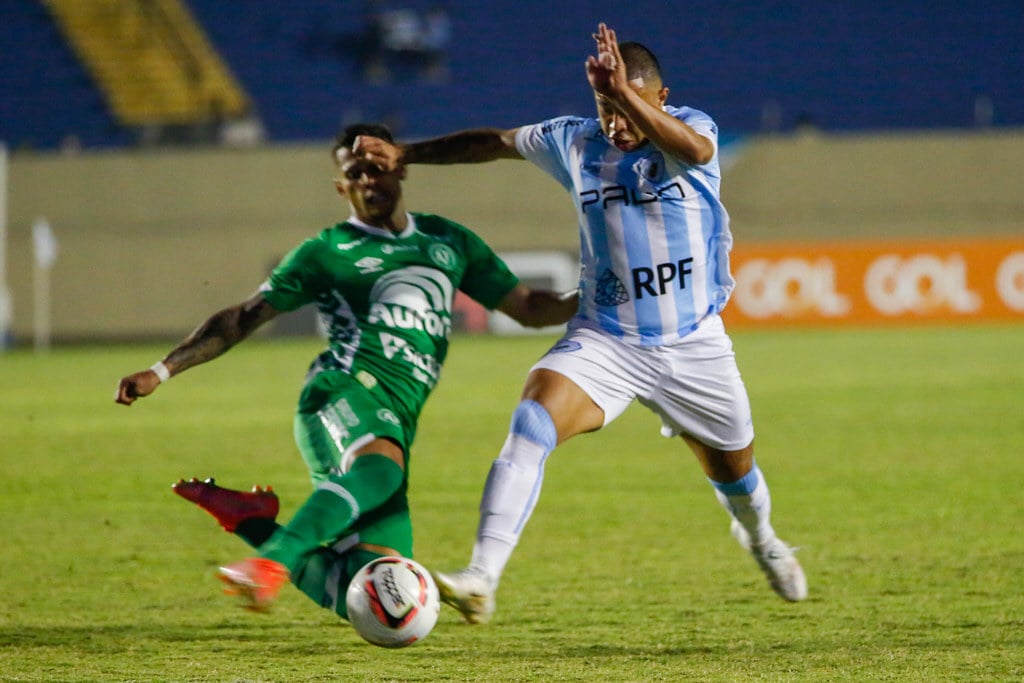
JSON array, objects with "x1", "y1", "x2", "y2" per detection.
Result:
[{"x1": 260, "y1": 213, "x2": 519, "y2": 425}]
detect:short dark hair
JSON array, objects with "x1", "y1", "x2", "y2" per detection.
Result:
[
  {"x1": 619, "y1": 41, "x2": 662, "y2": 85},
  {"x1": 331, "y1": 123, "x2": 393, "y2": 161}
]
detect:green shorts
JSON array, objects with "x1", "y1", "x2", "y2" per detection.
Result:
[{"x1": 293, "y1": 370, "x2": 414, "y2": 558}]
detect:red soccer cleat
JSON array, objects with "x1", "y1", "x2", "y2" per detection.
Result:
[
  {"x1": 172, "y1": 477, "x2": 279, "y2": 533},
  {"x1": 217, "y1": 557, "x2": 290, "y2": 612}
]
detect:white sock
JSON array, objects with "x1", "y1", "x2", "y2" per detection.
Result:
[
  {"x1": 470, "y1": 433, "x2": 549, "y2": 584},
  {"x1": 711, "y1": 463, "x2": 776, "y2": 547}
]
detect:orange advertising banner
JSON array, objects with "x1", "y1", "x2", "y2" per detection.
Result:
[{"x1": 723, "y1": 237, "x2": 1024, "y2": 328}]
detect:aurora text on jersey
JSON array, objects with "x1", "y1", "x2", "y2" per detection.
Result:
[
  {"x1": 259, "y1": 213, "x2": 518, "y2": 431},
  {"x1": 515, "y1": 107, "x2": 735, "y2": 347}
]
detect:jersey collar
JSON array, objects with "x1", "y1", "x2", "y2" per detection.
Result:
[{"x1": 346, "y1": 213, "x2": 417, "y2": 240}]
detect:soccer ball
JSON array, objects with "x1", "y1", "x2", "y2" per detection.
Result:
[{"x1": 345, "y1": 556, "x2": 441, "y2": 648}]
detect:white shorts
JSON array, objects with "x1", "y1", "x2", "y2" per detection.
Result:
[{"x1": 531, "y1": 315, "x2": 754, "y2": 450}]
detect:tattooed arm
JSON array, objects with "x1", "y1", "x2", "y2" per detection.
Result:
[
  {"x1": 114, "y1": 292, "x2": 280, "y2": 406},
  {"x1": 352, "y1": 128, "x2": 523, "y2": 170}
]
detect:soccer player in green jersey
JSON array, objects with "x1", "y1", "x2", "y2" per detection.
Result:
[{"x1": 114, "y1": 123, "x2": 578, "y2": 615}]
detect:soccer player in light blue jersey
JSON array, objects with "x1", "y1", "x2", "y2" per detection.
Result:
[{"x1": 357, "y1": 24, "x2": 807, "y2": 622}]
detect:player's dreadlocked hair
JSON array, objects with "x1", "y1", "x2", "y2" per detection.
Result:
[
  {"x1": 332, "y1": 123, "x2": 394, "y2": 161},
  {"x1": 619, "y1": 41, "x2": 662, "y2": 85}
]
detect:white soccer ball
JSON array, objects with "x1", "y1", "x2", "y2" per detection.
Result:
[{"x1": 345, "y1": 556, "x2": 441, "y2": 648}]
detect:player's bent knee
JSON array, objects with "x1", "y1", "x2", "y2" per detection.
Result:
[{"x1": 508, "y1": 399, "x2": 557, "y2": 451}]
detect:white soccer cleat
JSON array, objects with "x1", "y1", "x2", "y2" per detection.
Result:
[
  {"x1": 730, "y1": 519, "x2": 808, "y2": 602},
  {"x1": 431, "y1": 567, "x2": 496, "y2": 624}
]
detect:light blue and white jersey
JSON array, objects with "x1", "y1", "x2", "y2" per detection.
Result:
[{"x1": 515, "y1": 106, "x2": 735, "y2": 347}]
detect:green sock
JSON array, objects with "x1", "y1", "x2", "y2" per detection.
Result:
[
  {"x1": 259, "y1": 454, "x2": 404, "y2": 572},
  {"x1": 290, "y1": 547, "x2": 382, "y2": 620},
  {"x1": 234, "y1": 517, "x2": 280, "y2": 549}
]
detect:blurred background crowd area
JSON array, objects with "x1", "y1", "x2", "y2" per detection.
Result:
[
  {"x1": 1, "y1": 1, "x2": 1022, "y2": 345},
  {"x1": 2, "y1": 0, "x2": 1022, "y2": 151}
]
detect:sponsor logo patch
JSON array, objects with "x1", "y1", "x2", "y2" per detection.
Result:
[{"x1": 549, "y1": 340, "x2": 582, "y2": 354}]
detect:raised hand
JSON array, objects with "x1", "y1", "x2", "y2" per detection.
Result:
[
  {"x1": 586, "y1": 23, "x2": 627, "y2": 97},
  {"x1": 352, "y1": 135, "x2": 403, "y2": 172}
]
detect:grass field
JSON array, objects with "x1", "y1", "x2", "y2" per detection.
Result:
[{"x1": 1, "y1": 325, "x2": 1022, "y2": 682}]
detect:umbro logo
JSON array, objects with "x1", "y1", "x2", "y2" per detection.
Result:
[{"x1": 355, "y1": 256, "x2": 384, "y2": 273}]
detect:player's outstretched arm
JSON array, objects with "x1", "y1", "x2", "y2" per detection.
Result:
[
  {"x1": 114, "y1": 293, "x2": 280, "y2": 406},
  {"x1": 354, "y1": 128, "x2": 522, "y2": 171},
  {"x1": 496, "y1": 284, "x2": 579, "y2": 329}
]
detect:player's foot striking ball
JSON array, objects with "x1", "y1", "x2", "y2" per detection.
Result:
[{"x1": 217, "y1": 557, "x2": 290, "y2": 611}]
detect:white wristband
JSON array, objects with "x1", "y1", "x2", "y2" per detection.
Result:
[{"x1": 150, "y1": 361, "x2": 171, "y2": 383}]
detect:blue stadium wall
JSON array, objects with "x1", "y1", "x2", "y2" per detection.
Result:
[{"x1": 2, "y1": 0, "x2": 1022, "y2": 149}]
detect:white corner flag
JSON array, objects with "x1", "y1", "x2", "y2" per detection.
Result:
[
  {"x1": 32, "y1": 217, "x2": 58, "y2": 351},
  {"x1": 32, "y1": 217, "x2": 58, "y2": 269}
]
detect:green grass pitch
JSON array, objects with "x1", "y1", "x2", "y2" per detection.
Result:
[{"x1": 1, "y1": 325, "x2": 1022, "y2": 682}]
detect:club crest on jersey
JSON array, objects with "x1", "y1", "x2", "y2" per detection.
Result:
[
  {"x1": 635, "y1": 153, "x2": 664, "y2": 181},
  {"x1": 428, "y1": 244, "x2": 457, "y2": 269},
  {"x1": 376, "y1": 408, "x2": 401, "y2": 426},
  {"x1": 355, "y1": 256, "x2": 384, "y2": 273},
  {"x1": 594, "y1": 269, "x2": 630, "y2": 306}
]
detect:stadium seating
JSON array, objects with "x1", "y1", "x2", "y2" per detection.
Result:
[
  {"x1": 41, "y1": 0, "x2": 249, "y2": 128},
  {"x1": 2, "y1": 0, "x2": 1022, "y2": 150},
  {"x1": 0, "y1": 2, "x2": 130, "y2": 149}
]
